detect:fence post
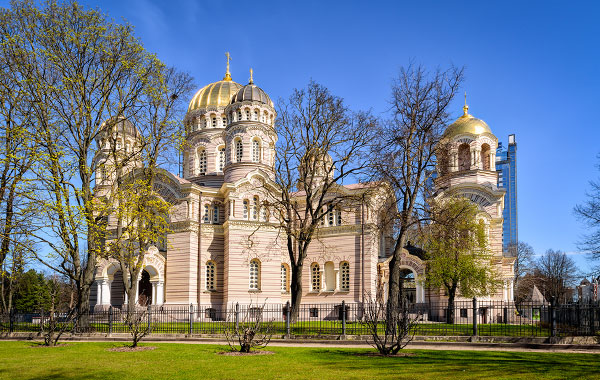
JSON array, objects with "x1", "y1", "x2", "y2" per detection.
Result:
[
  {"x1": 189, "y1": 303, "x2": 193, "y2": 335},
  {"x1": 147, "y1": 304, "x2": 152, "y2": 333},
  {"x1": 285, "y1": 301, "x2": 291, "y2": 339},
  {"x1": 108, "y1": 306, "x2": 113, "y2": 336},
  {"x1": 472, "y1": 297, "x2": 478, "y2": 337},
  {"x1": 341, "y1": 300, "x2": 347, "y2": 338},
  {"x1": 550, "y1": 297, "x2": 556, "y2": 337},
  {"x1": 235, "y1": 302, "x2": 240, "y2": 331}
]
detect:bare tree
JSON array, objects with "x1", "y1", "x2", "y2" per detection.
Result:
[
  {"x1": 533, "y1": 249, "x2": 579, "y2": 303},
  {"x1": 224, "y1": 302, "x2": 275, "y2": 353},
  {"x1": 368, "y1": 63, "x2": 464, "y2": 325},
  {"x1": 124, "y1": 300, "x2": 152, "y2": 348},
  {"x1": 512, "y1": 241, "x2": 535, "y2": 298},
  {"x1": 268, "y1": 81, "x2": 376, "y2": 320},
  {"x1": 575, "y1": 170, "x2": 600, "y2": 275},
  {"x1": 361, "y1": 292, "x2": 421, "y2": 356},
  {"x1": 39, "y1": 275, "x2": 78, "y2": 346}
]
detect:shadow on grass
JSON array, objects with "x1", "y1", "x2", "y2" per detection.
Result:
[{"x1": 308, "y1": 348, "x2": 600, "y2": 379}]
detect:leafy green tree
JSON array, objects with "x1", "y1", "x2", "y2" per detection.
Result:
[
  {"x1": 0, "y1": 1, "x2": 192, "y2": 324},
  {"x1": 423, "y1": 196, "x2": 500, "y2": 323},
  {"x1": 12, "y1": 269, "x2": 50, "y2": 312}
]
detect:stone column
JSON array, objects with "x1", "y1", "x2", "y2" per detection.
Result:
[
  {"x1": 96, "y1": 281, "x2": 102, "y2": 306},
  {"x1": 151, "y1": 282, "x2": 158, "y2": 305},
  {"x1": 101, "y1": 280, "x2": 111, "y2": 305},
  {"x1": 334, "y1": 269, "x2": 340, "y2": 291},
  {"x1": 490, "y1": 152, "x2": 496, "y2": 171},
  {"x1": 156, "y1": 282, "x2": 164, "y2": 305}
]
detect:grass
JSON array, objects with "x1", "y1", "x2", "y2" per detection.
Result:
[{"x1": 0, "y1": 341, "x2": 598, "y2": 379}]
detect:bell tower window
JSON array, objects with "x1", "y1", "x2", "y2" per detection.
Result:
[
  {"x1": 235, "y1": 139, "x2": 243, "y2": 162},
  {"x1": 218, "y1": 146, "x2": 225, "y2": 172},
  {"x1": 197, "y1": 148, "x2": 207, "y2": 175},
  {"x1": 252, "y1": 139, "x2": 261, "y2": 163},
  {"x1": 458, "y1": 143, "x2": 471, "y2": 171}
]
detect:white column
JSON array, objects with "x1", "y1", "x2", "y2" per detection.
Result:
[
  {"x1": 151, "y1": 282, "x2": 157, "y2": 305},
  {"x1": 96, "y1": 281, "x2": 102, "y2": 305},
  {"x1": 509, "y1": 280, "x2": 514, "y2": 301},
  {"x1": 334, "y1": 269, "x2": 340, "y2": 291},
  {"x1": 503, "y1": 280, "x2": 508, "y2": 301},
  {"x1": 156, "y1": 282, "x2": 164, "y2": 305},
  {"x1": 101, "y1": 280, "x2": 111, "y2": 305},
  {"x1": 124, "y1": 289, "x2": 128, "y2": 305},
  {"x1": 491, "y1": 152, "x2": 496, "y2": 171}
]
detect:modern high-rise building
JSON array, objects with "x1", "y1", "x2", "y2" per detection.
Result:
[{"x1": 496, "y1": 134, "x2": 517, "y2": 256}]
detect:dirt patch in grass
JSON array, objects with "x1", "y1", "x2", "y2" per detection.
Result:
[
  {"x1": 107, "y1": 346, "x2": 157, "y2": 352},
  {"x1": 218, "y1": 350, "x2": 275, "y2": 356}
]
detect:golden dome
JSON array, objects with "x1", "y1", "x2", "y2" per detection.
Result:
[
  {"x1": 188, "y1": 79, "x2": 242, "y2": 111},
  {"x1": 443, "y1": 104, "x2": 492, "y2": 138}
]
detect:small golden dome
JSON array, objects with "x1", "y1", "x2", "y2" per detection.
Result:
[
  {"x1": 443, "y1": 105, "x2": 492, "y2": 138},
  {"x1": 188, "y1": 80, "x2": 243, "y2": 111}
]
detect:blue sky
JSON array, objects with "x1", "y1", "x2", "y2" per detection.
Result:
[{"x1": 6, "y1": 0, "x2": 600, "y2": 273}]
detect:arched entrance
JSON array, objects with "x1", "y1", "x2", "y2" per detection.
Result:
[
  {"x1": 399, "y1": 269, "x2": 416, "y2": 304},
  {"x1": 110, "y1": 270, "x2": 125, "y2": 307},
  {"x1": 138, "y1": 270, "x2": 152, "y2": 306}
]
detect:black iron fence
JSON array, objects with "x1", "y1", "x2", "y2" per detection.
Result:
[{"x1": 1, "y1": 300, "x2": 599, "y2": 338}]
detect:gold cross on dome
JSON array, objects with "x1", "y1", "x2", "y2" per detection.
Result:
[
  {"x1": 249, "y1": 68, "x2": 254, "y2": 84},
  {"x1": 223, "y1": 52, "x2": 232, "y2": 81}
]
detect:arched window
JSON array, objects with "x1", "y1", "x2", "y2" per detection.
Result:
[
  {"x1": 221, "y1": 116, "x2": 226, "y2": 127},
  {"x1": 324, "y1": 261, "x2": 335, "y2": 291},
  {"x1": 252, "y1": 196, "x2": 259, "y2": 220},
  {"x1": 340, "y1": 262, "x2": 350, "y2": 291},
  {"x1": 458, "y1": 143, "x2": 471, "y2": 171},
  {"x1": 336, "y1": 208, "x2": 342, "y2": 226},
  {"x1": 481, "y1": 143, "x2": 491, "y2": 170},
  {"x1": 252, "y1": 139, "x2": 261, "y2": 163},
  {"x1": 281, "y1": 264, "x2": 289, "y2": 293},
  {"x1": 260, "y1": 205, "x2": 267, "y2": 222},
  {"x1": 243, "y1": 199, "x2": 249, "y2": 219},
  {"x1": 311, "y1": 263, "x2": 321, "y2": 291},
  {"x1": 197, "y1": 148, "x2": 207, "y2": 175},
  {"x1": 237, "y1": 110, "x2": 242, "y2": 121},
  {"x1": 206, "y1": 261, "x2": 216, "y2": 291},
  {"x1": 249, "y1": 259, "x2": 260, "y2": 290},
  {"x1": 203, "y1": 204, "x2": 210, "y2": 223},
  {"x1": 217, "y1": 146, "x2": 225, "y2": 172},
  {"x1": 212, "y1": 203, "x2": 219, "y2": 224},
  {"x1": 211, "y1": 117, "x2": 217, "y2": 128},
  {"x1": 253, "y1": 110, "x2": 258, "y2": 121},
  {"x1": 245, "y1": 110, "x2": 250, "y2": 120},
  {"x1": 235, "y1": 139, "x2": 243, "y2": 162}
]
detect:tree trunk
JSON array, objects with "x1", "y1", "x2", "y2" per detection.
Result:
[
  {"x1": 446, "y1": 287, "x2": 456, "y2": 324},
  {"x1": 78, "y1": 285, "x2": 91, "y2": 328},
  {"x1": 290, "y1": 262, "x2": 303, "y2": 322},
  {"x1": 386, "y1": 231, "x2": 407, "y2": 333}
]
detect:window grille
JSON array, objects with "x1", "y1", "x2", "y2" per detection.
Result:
[
  {"x1": 249, "y1": 259, "x2": 260, "y2": 290},
  {"x1": 206, "y1": 261, "x2": 216, "y2": 290},
  {"x1": 311, "y1": 263, "x2": 321, "y2": 291},
  {"x1": 340, "y1": 262, "x2": 350, "y2": 291}
]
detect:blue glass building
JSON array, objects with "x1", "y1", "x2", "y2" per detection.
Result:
[{"x1": 496, "y1": 134, "x2": 517, "y2": 256}]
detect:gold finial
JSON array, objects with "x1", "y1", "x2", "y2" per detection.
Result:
[
  {"x1": 462, "y1": 91, "x2": 469, "y2": 116},
  {"x1": 223, "y1": 52, "x2": 232, "y2": 81},
  {"x1": 249, "y1": 68, "x2": 254, "y2": 84}
]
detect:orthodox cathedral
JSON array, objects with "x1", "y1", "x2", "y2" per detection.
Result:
[{"x1": 90, "y1": 57, "x2": 515, "y2": 313}]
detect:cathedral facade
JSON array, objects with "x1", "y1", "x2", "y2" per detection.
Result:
[{"x1": 90, "y1": 62, "x2": 515, "y2": 312}]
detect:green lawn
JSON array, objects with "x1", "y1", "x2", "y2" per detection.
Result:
[{"x1": 0, "y1": 341, "x2": 598, "y2": 379}]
